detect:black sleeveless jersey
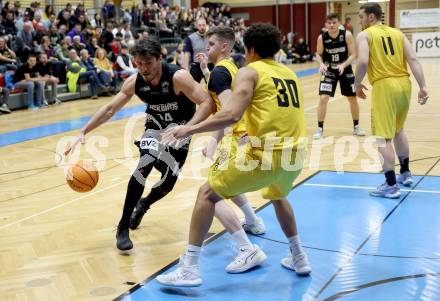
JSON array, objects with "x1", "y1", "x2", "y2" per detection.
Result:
[
  {"x1": 322, "y1": 29, "x2": 348, "y2": 70},
  {"x1": 135, "y1": 63, "x2": 196, "y2": 130}
]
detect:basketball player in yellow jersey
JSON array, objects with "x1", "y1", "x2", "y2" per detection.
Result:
[
  {"x1": 197, "y1": 26, "x2": 266, "y2": 236},
  {"x1": 157, "y1": 23, "x2": 311, "y2": 287},
  {"x1": 355, "y1": 3, "x2": 429, "y2": 198}
]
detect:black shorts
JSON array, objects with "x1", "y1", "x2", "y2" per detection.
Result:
[
  {"x1": 134, "y1": 130, "x2": 189, "y2": 176},
  {"x1": 319, "y1": 66, "x2": 356, "y2": 97}
]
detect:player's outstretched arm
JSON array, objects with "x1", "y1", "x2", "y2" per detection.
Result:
[
  {"x1": 354, "y1": 31, "x2": 370, "y2": 99},
  {"x1": 173, "y1": 69, "x2": 216, "y2": 126},
  {"x1": 162, "y1": 67, "x2": 256, "y2": 145},
  {"x1": 403, "y1": 34, "x2": 429, "y2": 105},
  {"x1": 64, "y1": 74, "x2": 136, "y2": 156}
]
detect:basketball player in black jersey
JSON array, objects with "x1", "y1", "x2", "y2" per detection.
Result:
[
  {"x1": 64, "y1": 39, "x2": 235, "y2": 252},
  {"x1": 66, "y1": 38, "x2": 265, "y2": 253},
  {"x1": 314, "y1": 13, "x2": 365, "y2": 139}
]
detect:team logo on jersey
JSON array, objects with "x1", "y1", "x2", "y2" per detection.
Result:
[
  {"x1": 139, "y1": 86, "x2": 151, "y2": 92},
  {"x1": 339, "y1": 35, "x2": 344, "y2": 42},
  {"x1": 139, "y1": 137, "x2": 159, "y2": 151},
  {"x1": 320, "y1": 83, "x2": 333, "y2": 92},
  {"x1": 162, "y1": 81, "x2": 169, "y2": 94}
]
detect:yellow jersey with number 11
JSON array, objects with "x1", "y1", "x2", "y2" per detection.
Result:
[{"x1": 363, "y1": 24, "x2": 409, "y2": 84}]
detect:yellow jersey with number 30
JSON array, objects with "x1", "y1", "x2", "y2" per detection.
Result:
[
  {"x1": 245, "y1": 59, "x2": 307, "y2": 150},
  {"x1": 364, "y1": 24, "x2": 409, "y2": 84}
]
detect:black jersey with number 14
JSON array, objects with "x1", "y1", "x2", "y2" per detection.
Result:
[{"x1": 135, "y1": 63, "x2": 196, "y2": 130}]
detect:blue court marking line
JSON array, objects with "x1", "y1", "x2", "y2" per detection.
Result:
[{"x1": 0, "y1": 67, "x2": 320, "y2": 147}]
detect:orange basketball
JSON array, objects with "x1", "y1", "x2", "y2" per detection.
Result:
[{"x1": 66, "y1": 160, "x2": 99, "y2": 193}]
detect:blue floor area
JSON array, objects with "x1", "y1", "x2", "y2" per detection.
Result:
[
  {"x1": 0, "y1": 67, "x2": 320, "y2": 147},
  {"x1": 116, "y1": 171, "x2": 440, "y2": 301}
]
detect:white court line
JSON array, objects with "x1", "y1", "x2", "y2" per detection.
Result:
[
  {"x1": 0, "y1": 174, "x2": 206, "y2": 229},
  {"x1": 303, "y1": 183, "x2": 440, "y2": 194},
  {"x1": 0, "y1": 180, "x2": 126, "y2": 230}
]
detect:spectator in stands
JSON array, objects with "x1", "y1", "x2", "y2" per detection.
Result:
[
  {"x1": 49, "y1": 25, "x2": 63, "y2": 45},
  {"x1": 83, "y1": 25, "x2": 94, "y2": 45},
  {"x1": 80, "y1": 49, "x2": 109, "y2": 91},
  {"x1": 294, "y1": 37, "x2": 312, "y2": 62},
  {"x1": 0, "y1": 86, "x2": 11, "y2": 114},
  {"x1": 116, "y1": 45, "x2": 136, "y2": 76},
  {"x1": 13, "y1": 2, "x2": 20, "y2": 18},
  {"x1": 122, "y1": 8, "x2": 132, "y2": 24},
  {"x1": 2, "y1": 11, "x2": 16, "y2": 36},
  {"x1": 90, "y1": 13, "x2": 102, "y2": 28},
  {"x1": 57, "y1": 10, "x2": 72, "y2": 31},
  {"x1": 32, "y1": 14, "x2": 43, "y2": 30},
  {"x1": 112, "y1": 23, "x2": 125, "y2": 37},
  {"x1": 15, "y1": 22, "x2": 34, "y2": 61},
  {"x1": 72, "y1": 35, "x2": 85, "y2": 55},
  {"x1": 44, "y1": 13, "x2": 57, "y2": 30},
  {"x1": 183, "y1": 17, "x2": 208, "y2": 82},
  {"x1": 77, "y1": 14, "x2": 88, "y2": 30},
  {"x1": 33, "y1": 22, "x2": 47, "y2": 47},
  {"x1": 12, "y1": 54, "x2": 46, "y2": 110},
  {"x1": 15, "y1": 11, "x2": 32, "y2": 32},
  {"x1": 55, "y1": 40, "x2": 71, "y2": 63},
  {"x1": 131, "y1": 5, "x2": 141, "y2": 28},
  {"x1": 68, "y1": 23, "x2": 84, "y2": 43},
  {"x1": 37, "y1": 36, "x2": 55, "y2": 59},
  {"x1": 86, "y1": 37, "x2": 100, "y2": 58},
  {"x1": 57, "y1": 3, "x2": 72, "y2": 20},
  {"x1": 102, "y1": 0, "x2": 115, "y2": 25},
  {"x1": 140, "y1": 29, "x2": 149, "y2": 40},
  {"x1": 58, "y1": 24, "x2": 68, "y2": 37},
  {"x1": 173, "y1": 42, "x2": 184, "y2": 66},
  {"x1": 0, "y1": 37, "x2": 17, "y2": 72},
  {"x1": 110, "y1": 33, "x2": 122, "y2": 57},
  {"x1": 75, "y1": 4, "x2": 86, "y2": 18},
  {"x1": 344, "y1": 17, "x2": 353, "y2": 33},
  {"x1": 94, "y1": 48, "x2": 114, "y2": 90},
  {"x1": 101, "y1": 23, "x2": 114, "y2": 53},
  {"x1": 38, "y1": 52, "x2": 61, "y2": 104},
  {"x1": 1, "y1": 2, "x2": 15, "y2": 19},
  {"x1": 123, "y1": 32, "x2": 135, "y2": 48},
  {"x1": 43, "y1": 4, "x2": 55, "y2": 21},
  {"x1": 67, "y1": 49, "x2": 98, "y2": 99}
]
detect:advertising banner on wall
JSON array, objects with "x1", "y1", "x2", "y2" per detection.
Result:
[
  {"x1": 400, "y1": 8, "x2": 440, "y2": 29},
  {"x1": 412, "y1": 32, "x2": 440, "y2": 58}
]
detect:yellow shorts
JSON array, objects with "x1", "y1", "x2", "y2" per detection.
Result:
[
  {"x1": 208, "y1": 137, "x2": 305, "y2": 200},
  {"x1": 371, "y1": 77, "x2": 411, "y2": 139}
]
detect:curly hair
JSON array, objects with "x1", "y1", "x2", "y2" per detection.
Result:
[
  {"x1": 131, "y1": 38, "x2": 162, "y2": 59},
  {"x1": 243, "y1": 23, "x2": 281, "y2": 59}
]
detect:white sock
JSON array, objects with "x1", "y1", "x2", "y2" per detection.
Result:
[
  {"x1": 288, "y1": 235, "x2": 303, "y2": 256},
  {"x1": 184, "y1": 244, "x2": 201, "y2": 266},
  {"x1": 240, "y1": 202, "x2": 258, "y2": 225},
  {"x1": 231, "y1": 229, "x2": 253, "y2": 250}
]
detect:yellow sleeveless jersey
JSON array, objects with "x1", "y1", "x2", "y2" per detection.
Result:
[
  {"x1": 364, "y1": 24, "x2": 409, "y2": 84},
  {"x1": 208, "y1": 58, "x2": 246, "y2": 133},
  {"x1": 245, "y1": 59, "x2": 307, "y2": 150}
]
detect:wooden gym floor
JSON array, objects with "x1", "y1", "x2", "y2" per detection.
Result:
[{"x1": 0, "y1": 60, "x2": 439, "y2": 300}]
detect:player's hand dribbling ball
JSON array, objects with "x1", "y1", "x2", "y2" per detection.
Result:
[{"x1": 66, "y1": 160, "x2": 99, "y2": 192}]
